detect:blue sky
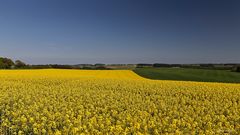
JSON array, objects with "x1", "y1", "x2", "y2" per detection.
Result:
[{"x1": 0, "y1": 0, "x2": 239, "y2": 64}]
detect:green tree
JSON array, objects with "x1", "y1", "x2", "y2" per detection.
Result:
[
  {"x1": 15, "y1": 60, "x2": 26, "y2": 68},
  {"x1": 232, "y1": 65, "x2": 240, "y2": 72},
  {"x1": 0, "y1": 57, "x2": 14, "y2": 69},
  {"x1": 236, "y1": 66, "x2": 240, "y2": 72}
]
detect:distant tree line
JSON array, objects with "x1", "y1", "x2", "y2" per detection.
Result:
[
  {"x1": 0, "y1": 57, "x2": 26, "y2": 69},
  {"x1": 28, "y1": 64, "x2": 110, "y2": 70},
  {"x1": 136, "y1": 63, "x2": 240, "y2": 72},
  {"x1": 0, "y1": 57, "x2": 239, "y2": 72},
  {"x1": 0, "y1": 57, "x2": 110, "y2": 70}
]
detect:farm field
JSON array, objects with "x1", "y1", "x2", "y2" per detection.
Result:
[
  {"x1": 0, "y1": 69, "x2": 240, "y2": 134},
  {"x1": 134, "y1": 68, "x2": 240, "y2": 83}
]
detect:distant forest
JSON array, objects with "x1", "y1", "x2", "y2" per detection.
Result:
[
  {"x1": 0, "y1": 57, "x2": 26, "y2": 69},
  {"x1": 0, "y1": 57, "x2": 110, "y2": 70},
  {"x1": 136, "y1": 63, "x2": 240, "y2": 71},
  {"x1": 0, "y1": 57, "x2": 239, "y2": 72}
]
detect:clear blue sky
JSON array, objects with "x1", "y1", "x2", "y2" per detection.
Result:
[{"x1": 0, "y1": 0, "x2": 239, "y2": 64}]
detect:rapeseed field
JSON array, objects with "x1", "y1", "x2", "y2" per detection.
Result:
[{"x1": 0, "y1": 69, "x2": 239, "y2": 134}]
